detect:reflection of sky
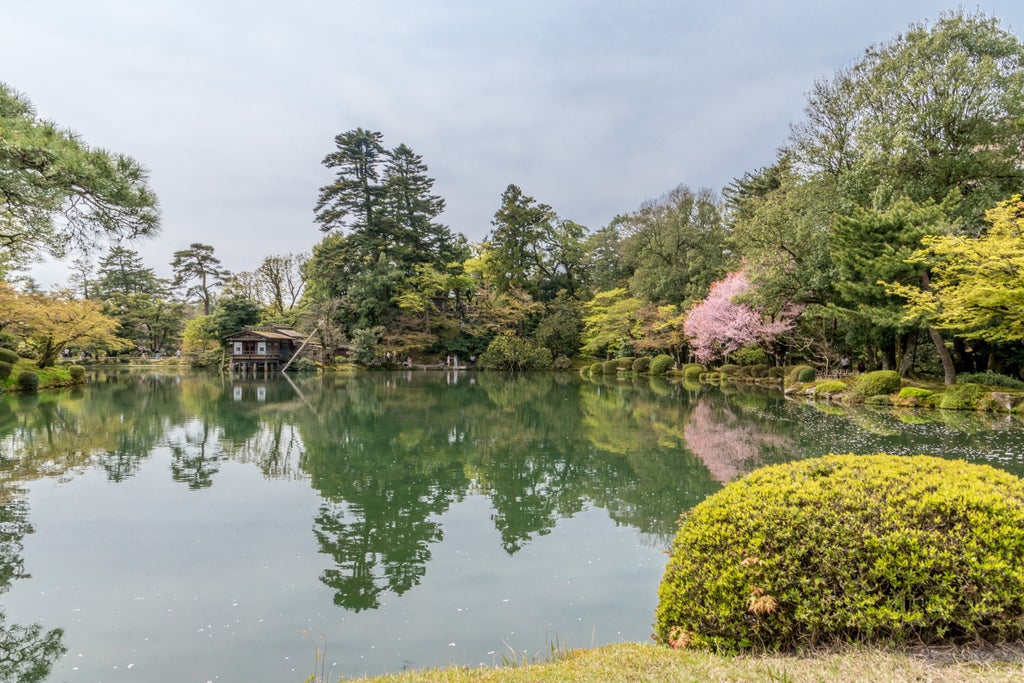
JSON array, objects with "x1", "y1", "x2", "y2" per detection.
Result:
[{"x1": 2, "y1": 457, "x2": 667, "y2": 681}]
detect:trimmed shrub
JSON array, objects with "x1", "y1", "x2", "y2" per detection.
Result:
[
  {"x1": 940, "y1": 383, "x2": 987, "y2": 410},
  {"x1": 0, "y1": 361, "x2": 11, "y2": 380},
  {"x1": 17, "y1": 371, "x2": 40, "y2": 392},
  {"x1": 68, "y1": 365, "x2": 86, "y2": 382},
  {"x1": 849, "y1": 370, "x2": 900, "y2": 401},
  {"x1": 718, "y1": 364, "x2": 740, "y2": 376},
  {"x1": 814, "y1": 380, "x2": 846, "y2": 396},
  {"x1": 899, "y1": 386, "x2": 934, "y2": 399},
  {"x1": 0, "y1": 348, "x2": 18, "y2": 365},
  {"x1": 615, "y1": 356, "x2": 635, "y2": 370},
  {"x1": 553, "y1": 355, "x2": 572, "y2": 370},
  {"x1": 786, "y1": 365, "x2": 814, "y2": 385},
  {"x1": 649, "y1": 354, "x2": 674, "y2": 376},
  {"x1": 768, "y1": 366, "x2": 785, "y2": 379},
  {"x1": 655, "y1": 454, "x2": 1024, "y2": 652},
  {"x1": 681, "y1": 363, "x2": 703, "y2": 379},
  {"x1": 957, "y1": 371, "x2": 1024, "y2": 390},
  {"x1": 741, "y1": 364, "x2": 769, "y2": 378},
  {"x1": 601, "y1": 360, "x2": 619, "y2": 374},
  {"x1": 631, "y1": 356, "x2": 651, "y2": 373}
]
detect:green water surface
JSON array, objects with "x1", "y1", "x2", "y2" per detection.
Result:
[{"x1": 2, "y1": 370, "x2": 1023, "y2": 681}]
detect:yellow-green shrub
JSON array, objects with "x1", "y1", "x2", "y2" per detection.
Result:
[
  {"x1": 649, "y1": 354, "x2": 674, "y2": 376},
  {"x1": 0, "y1": 348, "x2": 18, "y2": 365},
  {"x1": 655, "y1": 454, "x2": 1024, "y2": 652},
  {"x1": 682, "y1": 363, "x2": 703, "y2": 379},
  {"x1": 814, "y1": 380, "x2": 846, "y2": 396},
  {"x1": 786, "y1": 365, "x2": 814, "y2": 385},
  {"x1": 632, "y1": 356, "x2": 651, "y2": 373},
  {"x1": 940, "y1": 383, "x2": 986, "y2": 410},
  {"x1": 849, "y1": 370, "x2": 901, "y2": 401},
  {"x1": 68, "y1": 365, "x2": 86, "y2": 382}
]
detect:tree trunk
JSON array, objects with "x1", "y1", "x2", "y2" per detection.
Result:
[
  {"x1": 928, "y1": 327, "x2": 956, "y2": 386},
  {"x1": 897, "y1": 333, "x2": 917, "y2": 377},
  {"x1": 880, "y1": 338, "x2": 897, "y2": 370}
]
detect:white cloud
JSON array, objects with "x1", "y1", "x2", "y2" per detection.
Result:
[{"x1": 6, "y1": 0, "x2": 1024, "y2": 287}]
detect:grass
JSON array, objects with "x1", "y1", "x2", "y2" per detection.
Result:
[
  {"x1": 0, "y1": 358, "x2": 80, "y2": 391},
  {"x1": 342, "y1": 642, "x2": 1024, "y2": 683}
]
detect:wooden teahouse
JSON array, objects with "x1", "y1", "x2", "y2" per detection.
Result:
[{"x1": 224, "y1": 326, "x2": 318, "y2": 373}]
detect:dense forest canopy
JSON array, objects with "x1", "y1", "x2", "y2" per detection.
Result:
[{"x1": 3, "y1": 10, "x2": 1024, "y2": 382}]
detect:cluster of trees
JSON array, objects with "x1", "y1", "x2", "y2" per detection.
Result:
[{"x1": 4, "y1": 11, "x2": 1024, "y2": 383}]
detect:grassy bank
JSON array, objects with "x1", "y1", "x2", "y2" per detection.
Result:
[
  {"x1": 0, "y1": 358, "x2": 80, "y2": 392},
  {"x1": 345, "y1": 642, "x2": 1024, "y2": 683}
]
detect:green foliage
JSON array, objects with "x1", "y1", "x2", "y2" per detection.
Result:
[
  {"x1": 718, "y1": 364, "x2": 740, "y2": 375},
  {"x1": 940, "y1": 383, "x2": 987, "y2": 410},
  {"x1": 814, "y1": 380, "x2": 846, "y2": 396},
  {"x1": 620, "y1": 184, "x2": 732, "y2": 305},
  {"x1": 16, "y1": 371, "x2": 40, "y2": 391},
  {"x1": 655, "y1": 454, "x2": 1024, "y2": 651},
  {"x1": 650, "y1": 354, "x2": 675, "y2": 376},
  {"x1": 287, "y1": 358, "x2": 318, "y2": 373},
  {"x1": 631, "y1": 356, "x2": 651, "y2": 373},
  {"x1": 68, "y1": 365, "x2": 86, "y2": 382},
  {"x1": 0, "y1": 348, "x2": 18, "y2": 365},
  {"x1": 0, "y1": 83, "x2": 159, "y2": 266},
  {"x1": 478, "y1": 334, "x2": 552, "y2": 371},
  {"x1": 553, "y1": 355, "x2": 572, "y2": 370},
  {"x1": 682, "y1": 363, "x2": 703, "y2": 378},
  {"x1": 785, "y1": 365, "x2": 812, "y2": 385},
  {"x1": 615, "y1": 357, "x2": 635, "y2": 370},
  {"x1": 0, "y1": 361, "x2": 11, "y2": 380},
  {"x1": 601, "y1": 360, "x2": 620, "y2": 374},
  {"x1": 350, "y1": 326, "x2": 386, "y2": 366},
  {"x1": 768, "y1": 367, "x2": 785, "y2": 379},
  {"x1": 207, "y1": 296, "x2": 262, "y2": 342},
  {"x1": 956, "y1": 371, "x2": 1024, "y2": 390},
  {"x1": 797, "y1": 367, "x2": 816, "y2": 383},
  {"x1": 170, "y1": 243, "x2": 225, "y2": 315},
  {"x1": 849, "y1": 370, "x2": 901, "y2": 401},
  {"x1": 898, "y1": 387, "x2": 934, "y2": 399},
  {"x1": 731, "y1": 346, "x2": 768, "y2": 366},
  {"x1": 735, "y1": 364, "x2": 769, "y2": 379}
]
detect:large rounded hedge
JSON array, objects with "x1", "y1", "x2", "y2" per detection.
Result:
[
  {"x1": 655, "y1": 454, "x2": 1024, "y2": 652},
  {"x1": 0, "y1": 348, "x2": 18, "y2": 365},
  {"x1": 649, "y1": 354, "x2": 674, "y2": 376},
  {"x1": 849, "y1": 369, "x2": 901, "y2": 401}
]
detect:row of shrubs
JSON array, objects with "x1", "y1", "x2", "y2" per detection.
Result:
[
  {"x1": 0, "y1": 347, "x2": 87, "y2": 392},
  {"x1": 580, "y1": 354, "x2": 678, "y2": 377},
  {"x1": 796, "y1": 369, "x2": 1024, "y2": 411}
]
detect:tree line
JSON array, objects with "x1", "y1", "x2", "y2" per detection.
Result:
[{"x1": 3, "y1": 11, "x2": 1024, "y2": 383}]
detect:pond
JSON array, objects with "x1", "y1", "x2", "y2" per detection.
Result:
[{"x1": 2, "y1": 370, "x2": 1024, "y2": 681}]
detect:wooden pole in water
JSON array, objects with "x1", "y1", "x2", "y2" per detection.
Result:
[{"x1": 281, "y1": 329, "x2": 319, "y2": 373}]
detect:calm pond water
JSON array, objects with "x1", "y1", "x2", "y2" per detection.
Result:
[{"x1": 3, "y1": 370, "x2": 1024, "y2": 681}]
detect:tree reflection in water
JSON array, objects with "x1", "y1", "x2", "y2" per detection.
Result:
[{"x1": 0, "y1": 491, "x2": 66, "y2": 682}]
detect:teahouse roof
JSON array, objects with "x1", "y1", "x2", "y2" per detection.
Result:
[{"x1": 223, "y1": 326, "x2": 307, "y2": 342}]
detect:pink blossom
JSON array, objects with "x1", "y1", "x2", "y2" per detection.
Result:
[{"x1": 684, "y1": 271, "x2": 796, "y2": 364}]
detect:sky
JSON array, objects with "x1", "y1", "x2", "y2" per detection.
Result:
[{"x1": 5, "y1": 0, "x2": 1024, "y2": 289}]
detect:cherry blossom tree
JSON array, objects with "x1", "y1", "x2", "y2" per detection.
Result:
[{"x1": 683, "y1": 271, "x2": 799, "y2": 364}]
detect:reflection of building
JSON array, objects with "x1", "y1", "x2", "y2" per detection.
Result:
[
  {"x1": 232, "y1": 383, "x2": 267, "y2": 401},
  {"x1": 223, "y1": 326, "x2": 319, "y2": 373}
]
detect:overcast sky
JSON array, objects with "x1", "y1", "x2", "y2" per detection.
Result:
[{"x1": 6, "y1": 1, "x2": 1024, "y2": 289}]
